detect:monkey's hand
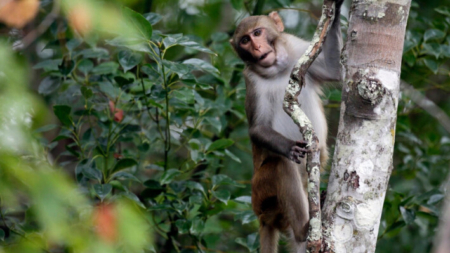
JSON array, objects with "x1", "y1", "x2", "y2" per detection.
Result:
[{"x1": 289, "y1": 140, "x2": 311, "y2": 164}]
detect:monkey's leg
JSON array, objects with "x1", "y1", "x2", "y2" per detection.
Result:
[
  {"x1": 259, "y1": 224, "x2": 279, "y2": 253},
  {"x1": 286, "y1": 228, "x2": 306, "y2": 253},
  {"x1": 278, "y1": 160, "x2": 309, "y2": 245}
]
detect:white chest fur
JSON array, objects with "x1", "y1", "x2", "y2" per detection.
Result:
[{"x1": 249, "y1": 33, "x2": 327, "y2": 145}]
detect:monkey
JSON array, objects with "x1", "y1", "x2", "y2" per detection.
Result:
[{"x1": 230, "y1": 2, "x2": 343, "y2": 253}]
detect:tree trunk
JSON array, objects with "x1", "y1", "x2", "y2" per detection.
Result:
[
  {"x1": 321, "y1": 1, "x2": 411, "y2": 252},
  {"x1": 433, "y1": 176, "x2": 450, "y2": 253}
]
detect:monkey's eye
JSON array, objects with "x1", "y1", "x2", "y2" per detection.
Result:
[
  {"x1": 240, "y1": 36, "x2": 250, "y2": 45},
  {"x1": 254, "y1": 29, "x2": 262, "y2": 36}
]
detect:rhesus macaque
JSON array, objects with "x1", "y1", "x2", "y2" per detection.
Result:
[{"x1": 230, "y1": 2, "x2": 343, "y2": 253}]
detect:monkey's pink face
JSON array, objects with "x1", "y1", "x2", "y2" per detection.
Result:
[{"x1": 239, "y1": 28, "x2": 276, "y2": 67}]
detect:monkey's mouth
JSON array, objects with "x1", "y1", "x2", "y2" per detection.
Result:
[{"x1": 259, "y1": 51, "x2": 272, "y2": 61}]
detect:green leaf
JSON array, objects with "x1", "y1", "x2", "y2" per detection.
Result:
[
  {"x1": 207, "y1": 139, "x2": 234, "y2": 152},
  {"x1": 34, "y1": 124, "x2": 58, "y2": 133},
  {"x1": 179, "y1": 41, "x2": 216, "y2": 55},
  {"x1": 38, "y1": 77, "x2": 61, "y2": 95},
  {"x1": 92, "y1": 62, "x2": 119, "y2": 75},
  {"x1": 144, "y1": 179, "x2": 163, "y2": 189},
  {"x1": 78, "y1": 59, "x2": 94, "y2": 76},
  {"x1": 423, "y1": 43, "x2": 442, "y2": 58},
  {"x1": 169, "y1": 181, "x2": 186, "y2": 194},
  {"x1": 123, "y1": 7, "x2": 153, "y2": 41},
  {"x1": 424, "y1": 29, "x2": 446, "y2": 41},
  {"x1": 53, "y1": 105, "x2": 73, "y2": 127},
  {"x1": 66, "y1": 38, "x2": 82, "y2": 52},
  {"x1": 399, "y1": 206, "x2": 415, "y2": 224},
  {"x1": 113, "y1": 158, "x2": 138, "y2": 173},
  {"x1": 189, "y1": 195, "x2": 203, "y2": 205},
  {"x1": 403, "y1": 51, "x2": 416, "y2": 67},
  {"x1": 186, "y1": 181, "x2": 205, "y2": 194},
  {"x1": 142, "y1": 180, "x2": 164, "y2": 199},
  {"x1": 145, "y1": 164, "x2": 164, "y2": 171},
  {"x1": 77, "y1": 159, "x2": 102, "y2": 182},
  {"x1": 205, "y1": 117, "x2": 222, "y2": 133},
  {"x1": 385, "y1": 220, "x2": 406, "y2": 234},
  {"x1": 441, "y1": 45, "x2": 450, "y2": 58},
  {"x1": 172, "y1": 200, "x2": 188, "y2": 212},
  {"x1": 163, "y1": 33, "x2": 188, "y2": 49},
  {"x1": 0, "y1": 228, "x2": 4, "y2": 241},
  {"x1": 175, "y1": 219, "x2": 192, "y2": 234},
  {"x1": 33, "y1": 59, "x2": 61, "y2": 71},
  {"x1": 98, "y1": 81, "x2": 121, "y2": 99},
  {"x1": 211, "y1": 32, "x2": 229, "y2": 42},
  {"x1": 173, "y1": 87, "x2": 195, "y2": 104},
  {"x1": 403, "y1": 39, "x2": 415, "y2": 53},
  {"x1": 120, "y1": 192, "x2": 146, "y2": 209},
  {"x1": 143, "y1": 13, "x2": 162, "y2": 25},
  {"x1": 58, "y1": 58, "x2": 75, "y2": 76},
  {"x1": 111, "y1": 171, "x2": 140, "y2": 182},
  {"x1": 183, "y1": 58, "x2": 220, "y2": 77},
  {"x1": 234, "y1": 196, "x2": 251, "y2": 205},
  {"x1": 435, "y1": 6, "x2": 450, "y2": 16},
  {"x1": 114, "y1": 76, "x2": 134, "y2": 87},
  {"x1": 80, "y1": 86, "x2": 93, "y2": 99},
  {"x1": 427, "y1": 194, "x2": 445, "y2": 205},
  {"x1": 141, "y1": 188, "x2": 163, "y2": 199},
  {"x1": 106, "y1": 37, "x2": 155, "y2": 53},
  {"x1": 212, "y1": 174, "x2": 244, "y2": 188},
  {"x1": 160, "y1": 169, "x2": 181, "y2": 185},
  {"x1": 79, "y1": 48, "x2": 109, "y2": 59},
  {"x1": 234, "y1": 210, "x2": 257, "y2": 225},
  {"x1": 190, "y1": 217, "x2": 205, "y2": 235},
  {"x1": 236, "y1": 233, "x2": 259, "y2": 252},
  {"x1": 230, "y1": 0, "x2": 244, "y2": 10},
  {"x1": 94, "y1": 184, "x2": 112, "y2": 201},
  {"x1": 65, "y1": 144, "x2": 80, "y2": 157},
  {"x1": 118, "y1": 50, "x2": 143, "y2": 72},
  {"x1": 225, "y1": 149, "x2": 241, "y2": 163},
  {"x1": 212, "y1": 189, "x2": 230, "y2": 204},
  {"x1": 188, "y1": 139, "x2": 202, "y2": 150},
  {"x1": 52, "y1": 134, "x2": 72, "y2": 142},
  {"x1": 163, "y1": 60, "x2": 195, "y2": 79},
  {"x1": 423, "y1": 58, "x2": 439, "y2": 74}
]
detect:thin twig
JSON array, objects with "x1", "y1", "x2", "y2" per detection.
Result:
[
  {"x1": 21, "y1": 0, "x2": 61, "y2": 49},
  {"x1": 401, "y1": 81, "x2": 450, "y2": 134}
]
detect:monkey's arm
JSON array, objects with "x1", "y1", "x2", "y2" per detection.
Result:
[
  {"x1": 308, "y1": 0, "x2": 343, "y2": 82},
  {"x1": 249, "y1": 125, "x2": 309, "y2": 164}
]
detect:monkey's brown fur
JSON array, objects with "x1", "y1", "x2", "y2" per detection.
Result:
[{"x1": 231, "y1": 6, "x2": 342, "y2": 252}]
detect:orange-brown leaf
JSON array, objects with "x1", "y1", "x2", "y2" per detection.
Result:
[
  {"x1": 68, "y1": 4, "x2": 92, "y2": 35},
  {"x1": 0, "y1": 0, "x2": 40, "y2": 28},
  {"x1": 93, "y1": 203, "x2": 117, "y2": 243}
]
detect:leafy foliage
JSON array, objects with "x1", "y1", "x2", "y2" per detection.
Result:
[{"x1": 0, "y1": 0, "x2": 450, "y2": 253}]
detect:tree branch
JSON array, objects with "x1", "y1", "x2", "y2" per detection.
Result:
[
  {"x1": 400, "y1": 81, "x2": 450, "y2": 134},
  {"x1": 282, "y1": 1, "x2": 338, "y2": 252}
]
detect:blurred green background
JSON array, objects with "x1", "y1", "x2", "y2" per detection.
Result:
[{"x1": 0, "y1": 0, "x2": 449, "y2": 252}]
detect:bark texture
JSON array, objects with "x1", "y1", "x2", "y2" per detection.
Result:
[
  {"x1": 321, "y1": 1, "x2": 411, "y2": 252},
  {"x1": 433, "y1": 177, "x2": 450, "y2": 253}
]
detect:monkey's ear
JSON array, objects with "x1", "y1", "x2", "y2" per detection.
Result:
[
  {"x1": 268, "y1": 12, "x2": 284, "y2": 32},
  {"x1": 229, "y1": 38, "x2": 237, "y2": 53}
]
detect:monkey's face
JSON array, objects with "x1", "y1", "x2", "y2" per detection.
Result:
[
  {"x1": 230, "y1": 13, "x2": 284, "y2": 69},
  {"x1": 237, "y1": 27, "x2": 276, "y2": 68}
]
